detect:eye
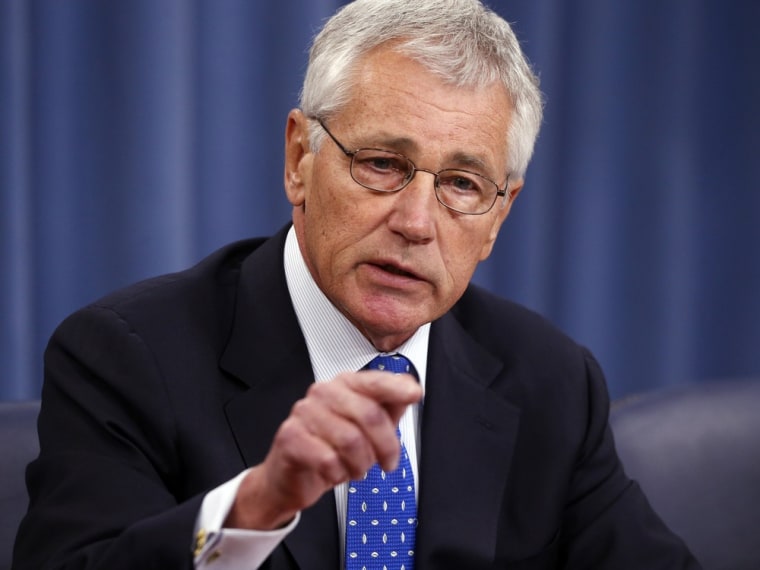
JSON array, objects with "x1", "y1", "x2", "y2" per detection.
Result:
[
  {"x1": 354, "y1": 151, "x2": 408, "y2": 174},
  {"x1": 438, "y1": 171, "x2": 485, "y2": 195},
  {"x1": 350, "y1": 149, "x2": 412, "y2": 191},
  {"x1": 367, "y1": 156, "x2": 395, "y2": 171},
  {"x1": 452, "y1": 176, "x2": 478, "y2": 192}
]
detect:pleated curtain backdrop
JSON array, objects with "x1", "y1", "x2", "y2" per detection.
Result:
[{"x1": 2, "y1": 0, "x2": 759, "y2": 401}]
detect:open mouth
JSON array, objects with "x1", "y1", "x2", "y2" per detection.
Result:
[{"x1": 376, "y1": 263, "x2": 416, "y2": 279}]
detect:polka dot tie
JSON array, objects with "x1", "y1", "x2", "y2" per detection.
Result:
[{"x1": 345, "y1": 354, "x2": 418, "y2": 570}]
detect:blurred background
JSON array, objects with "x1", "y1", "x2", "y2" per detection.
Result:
[{"x1": 1, "y1": 0, "x2": 759, "y2": 401}]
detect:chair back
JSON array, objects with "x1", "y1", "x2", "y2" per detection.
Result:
[
  {"x1": 0, "y1": 401, "x2": 40, "y2": 570},
  {"x1": 610, "y1": 379, "x2": 760, "y2": 570}
]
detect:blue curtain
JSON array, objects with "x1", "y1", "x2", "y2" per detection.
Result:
[{"x1": 2, "y1": 0, "x2": 759, "y2": 401}]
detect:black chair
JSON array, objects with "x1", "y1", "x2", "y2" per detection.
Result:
[
  {"x1": 610, "y1": 379, "x2": 760, "y2": 570},
  {"x1": 0, "y1": 401, "x2": 40, "y2": 570}
]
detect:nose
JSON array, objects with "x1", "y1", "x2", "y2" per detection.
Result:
[{"x1": 386, "y1": 169, "x2": 438, "y2": 243}]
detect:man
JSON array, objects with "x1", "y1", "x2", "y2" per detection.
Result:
[{"x1": 14, "y1": 0, "x2": 701, "y2": 568}]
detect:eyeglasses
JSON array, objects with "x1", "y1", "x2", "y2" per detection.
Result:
[{"x1": 315, "y1": 119, "x2": 509, "y2": 215}]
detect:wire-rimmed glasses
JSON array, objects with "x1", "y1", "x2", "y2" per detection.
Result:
[{"x1": 315, "y1": 119, "x2": 509, "y2": 215}]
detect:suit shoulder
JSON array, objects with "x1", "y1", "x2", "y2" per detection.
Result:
[
  {"x1": 450, "y1": 285, "x2": 608, "y2": 433},
  {"x1": 453, "y1": 284, "x2": 578, "y2": 352},
  {"x1": 92, "y1": 237, "x2": 265, "y2": 313},
  {"x1": 450, "y1": 284, "x2": 602, "y2": 388},
  {"x1": 52, "y1": 237, "x2": 270, "y2": 346}
]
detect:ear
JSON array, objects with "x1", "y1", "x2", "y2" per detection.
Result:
[
  {"x1": 283, "y1": 109, "x2": 313, "y2": 208},
  {"x1": 478, "y1": 180, "x2": 523, "y2": 261}
]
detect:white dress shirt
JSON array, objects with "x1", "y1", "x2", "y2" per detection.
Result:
[{"x1": 193, "y1": 227, "x2": 429, "y2": 568}]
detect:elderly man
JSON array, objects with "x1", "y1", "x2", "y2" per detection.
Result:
[{"x1": 14, "y1": 0, "x2": 700, "y2": 568}]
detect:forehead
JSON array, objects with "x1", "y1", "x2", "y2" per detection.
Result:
[{"x1": 334, "y1": 46, "x2": 513, "y2": 173}]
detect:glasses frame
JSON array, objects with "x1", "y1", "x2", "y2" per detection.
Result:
[{"x1": 314, "y1": 119, "x2": 510, "y2": 215}]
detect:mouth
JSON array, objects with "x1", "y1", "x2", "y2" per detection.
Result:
[
  {"x1": 378, "y1": 263, "x2": 416, "y2": 277},
  {"x1": 369, "y1": 261, "x2": 421, "y2": 281}
]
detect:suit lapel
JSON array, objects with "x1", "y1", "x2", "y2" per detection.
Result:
[
  {"x1": 416, "y1": 310, "x2": 522, "y2": 567},
  {"x1": 220, "y1": 227, "x2": 340, "y2": 570}
]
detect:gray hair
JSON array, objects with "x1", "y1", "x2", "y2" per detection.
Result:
[{"x1": 300, "y1": 0, "x2": 544, "y2": 179}]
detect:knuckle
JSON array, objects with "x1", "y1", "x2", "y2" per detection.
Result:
[
  {"x1": 360, "y1": 371, "x2": 382, "y2": 389},
  {"x1": 315, "y1": 452, "x2": 344, "y2": 483},
  {"x1": 332, "y1": 371, "x2": 357, "y2": 390},
  {"x1": 274, "y1": 416, "x2": 303, "y2": 446},
  {"x1": 305, "y1": 381, "x2": 329, "y2": 399},
  {"x1": 290, "y1": 398, "x2": 309, "y2": 416},
  {"x1": 334, "y1": 427, "x2": 365, "y2": 455},
  {"x1": 361, "y1": 404, "x2": 387, "y2": 429},
  {"x1": 333, "y1": 371, "x2": 354, "y2": 382},
  {"x1": 378, "y1": 438, "x2": 400, "y2": 462}
]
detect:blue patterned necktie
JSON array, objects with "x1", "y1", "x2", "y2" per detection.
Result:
[{"x1": 344, "y1": 354, "x2": 418, "y2": 570}]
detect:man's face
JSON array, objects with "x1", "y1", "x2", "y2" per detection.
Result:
[{"x1": 284, "y1": 46, "x2": 521, "y2": 351}]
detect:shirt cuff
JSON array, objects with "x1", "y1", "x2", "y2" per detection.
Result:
[{"x1": 193, "y1": 468, "x2": 301, "y2": 569}]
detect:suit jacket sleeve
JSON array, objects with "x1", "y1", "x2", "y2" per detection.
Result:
[
  {"x1": 560, "y1": 352, "x2": 700, "y2": 568},
  {"x1": 13, "y1": 237, "x2": 270, "y2": 569},
  {"x1": 13, "y1": 232, "x2": 332, "y2": 570},
  {"x1": 14, "y1": 303, "x2": 203, "y2": 570}
]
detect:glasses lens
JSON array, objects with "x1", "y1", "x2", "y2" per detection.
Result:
[
  {"x1": 351, "y1": 149, "x2": 412, "y2": 192},
  {"x1": 435, "y1": 170, "x2": 498, "y2": 214}
]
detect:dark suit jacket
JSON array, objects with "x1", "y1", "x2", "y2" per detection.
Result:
[{"x1": 13, "y1": 226, "x2": 700, "y2": 569}]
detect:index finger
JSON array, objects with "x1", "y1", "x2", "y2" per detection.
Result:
[
  {"x1": 343, "y1": 370, "x2": 421, "y2": 470},
  {"x1": 347, "y1": 370, "x2": 422, "y2": 403}
]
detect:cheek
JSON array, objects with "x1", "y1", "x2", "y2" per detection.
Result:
[
  {"x1": 303, "y1": 196, "x2": 366, "y2": 275},
  {"x1": 307, "y1": 168, "x2": 359, "y2": 224},
  {"x1": 440, "y1": 229, "x2": 492, "y2": 283}
]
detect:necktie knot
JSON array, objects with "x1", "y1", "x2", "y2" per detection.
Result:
[{"x1": 366, "y1": 353, "x2": 415, "y2": 376}]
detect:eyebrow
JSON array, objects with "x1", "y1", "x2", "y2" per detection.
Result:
[
  {"x1": 362, "y1": 133, "x2": 419, "y2": 154},
  {"x1": 448, "y1": 151, "x2": 492, "y2": 175}
]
